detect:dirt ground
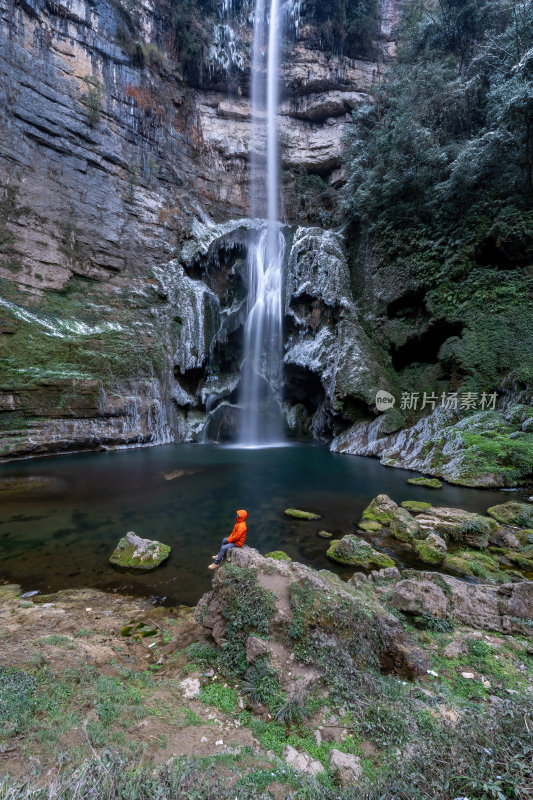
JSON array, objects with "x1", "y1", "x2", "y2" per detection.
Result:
[{"x1": 0, "y1": 582, "x2": 263, "y2": 781}]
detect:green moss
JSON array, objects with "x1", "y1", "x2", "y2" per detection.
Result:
[
  {"x1": 460, "y1": 430, "x2": 533, "y2": 486},
  {"x1": 109, "y1": 537, "x2": 170, "y2": 571},
  {"x1": 401, "y1": 500, "x2": 432, "y2": 513},
  {"x1": 361, "y1": 495, "x2": 396, "y2": 524},
  {"x1": 326, "y1": 535, "x2": 395, "y2": 569},
  {"x1": 358, "y1": 519, "x2": 382, "y2": 532},
  {"x1": 284, "y1": 508, "x2": 321, "y2": 520},
  {"x1": 265, "y1": 551, "x2": 291, "y2": 561},
  {"x1": 317, "y1": 530, "x2": 333, "y2": 539},
  {"x1": 414, "y1": 538, "x2": 445, "y2": 565},
  {"x1": 487, "y1": 502, "x2": 533, "y2": 528},
  {"x1": 407, "y1": 477, "x2": 443, "y2": 488},
  {"x1": 443, "y1": 550, "x2": 509, "y2": 583}
]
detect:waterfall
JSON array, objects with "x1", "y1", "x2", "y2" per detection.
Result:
[{"x1": 239, "y1": 0, "x2": 285, "y2": 445}]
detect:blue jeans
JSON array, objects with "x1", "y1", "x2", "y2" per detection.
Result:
[{"x1": 215, "y1": 538, "x2": 236, "y2": 564}]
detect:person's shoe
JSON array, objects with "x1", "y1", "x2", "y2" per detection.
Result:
[
  {"x1": 208, "y1": 563, "x2": 219, "y2": 570},
  {"x1": 212, "y1": 555, "x2": 218, "y2": 560}
]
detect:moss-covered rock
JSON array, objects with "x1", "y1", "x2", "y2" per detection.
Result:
[
  {"x1": 358, "y1": 519, "x2": 382, "y2": 532},
  {"x1": 284, "y1": 508, "x2": 321, "y2": 520},
  {"x1": 265, "y1": 550, "x2": 292, "y2": 561},
  {"x1": 401, "y1": 500, "x2": 432, "y2": 513},
  {"x1": 407, "y1": 477, "x2": 443, "y2": 489},
  {"x1": 516, "y1": 529, "x2": 533, "y2": 547},
  {"x1": 487, "y1": 502, "x2": 533, "y2": 528},
  {"x1": 109, "y1": 531, "x2": 170, "y2": 571},
  {"x1": 443, "y1": 550, "x2": 509, "y2": 583},
  {"x1": 327, "y1": 535, "x2": 395, "y2": 569},
  {"x1": 506, "y1": 548, "x2": 533, "y2": 572},
  {"x1": 361, "y1": 494, "x2": 398, "y2": 525},
  {"x1": 414, "y1": 532, "x2": 447, "y2": 565},
  {"x1": 317, "y1": 530, "x2": 333, "y2": 539},
  {"x1": 416, "y1": 507, "x2": 499, "y2": 549},
  {"x1": 390, "y1": 507, "x2": 421, "y2": 543}
]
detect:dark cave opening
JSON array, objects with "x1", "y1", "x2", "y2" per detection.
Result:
[
  {"x1": 173, "y1": 365, "x2": 205, "y2": 396},
  {"x1": 386, "y1": 288, "x2": 428, "y2": 320},
  {"x1": 283, "y1": 364, "x2": 325, "y2": 414},
  {"x1": 390, "y1": 320, "x2": 464, "y2": 370}
]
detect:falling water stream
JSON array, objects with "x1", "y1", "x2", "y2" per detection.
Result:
[{"x1": 239, "y1": 0, "x2": 285, "y2": 445}]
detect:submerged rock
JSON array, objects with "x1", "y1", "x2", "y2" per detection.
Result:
[
  {"x1": 109, "y1": 532, "x2": 170, "y2": 571},
  {"x1": 487, "y1": 502, "x2": 533, "y2": 528},
  {"x1": 362, "y1": 494, "x2": 398, "y2": 525},
  {"x1": 327, "y1": 535, "x2": 395, "y2": 569},
  {"x1": 317, "y1": 530, "x2": 334, "y2": 538},
  {"x1": 284, "y1": 508, "x2": 321, "y2": 520}
]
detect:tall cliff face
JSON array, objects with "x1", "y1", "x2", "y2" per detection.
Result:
[{"x1": 0, "y1": 0, "x2": 402, "y2": 458}]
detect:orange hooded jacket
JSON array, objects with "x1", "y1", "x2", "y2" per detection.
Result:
[{"x1": 227, "y1": 509, "x2": 247, "y2": 547}]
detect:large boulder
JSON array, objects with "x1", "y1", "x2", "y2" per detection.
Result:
[
  {"x1": 415, "y1": 507, "x2": 499, "y2": 549},
  {"x1": 362, "y1": 494, "x2": 398, "y2": 525},
  {"x1": 387, "y1": 571, "x2": 533, "y2": 636},
  {"x1": 327, "y1": 536, "x2": 395, "y2": 569},
  {"x1": 109, "y1": 532, "x2": 170, "y2": 571},
  {"x1": 487, "y1": 502, "x2": 533, "y2": 528},
  {"x1": 195, "y1": 546, "x2": 429, "y2": 699},
  {"x1": 389, "y1": 579, "x2": 449, "y2": 618},
  {"x1": 390, "y1": 507, "x2": 422, "y2": 543},
  {"x1": 443, "y1": 550, "x2": 509, "y2": 583}
]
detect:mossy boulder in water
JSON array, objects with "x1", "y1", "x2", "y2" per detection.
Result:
[
  {"x1": 390, "y1": 508, "x2": 421, "y2": 543},
  {"x1": 317, "y1": 530, "x2": 333, "y2": 539},
  {"x1": 414, "y1": 532, "x2": 447, "y2": 565},
  {"x1": 362, "y1": 494, "x2": 398, "y2": 525},
  {"x1": 110, "y1": 532, "x2": 170, "y2": 571},
  {"x1": 401, "y1": 500, "x2": 432, "y2": 513},
  {"x1": 407, "y1": 477, "x2": 443, "y2": 489},
  {"x1": 284, "y1": 508, "x2": 321, "y2": 520},
  {"x1": 487, "y1": 502, "x2": 533, "y2": 528},
  {"x1": 327, "y1": 535, "x2": 395, "y2": 569}
]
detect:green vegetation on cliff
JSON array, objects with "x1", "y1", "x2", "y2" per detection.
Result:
[{"x1": 341, "y1": 0, "x2": 533, "y2": 486}]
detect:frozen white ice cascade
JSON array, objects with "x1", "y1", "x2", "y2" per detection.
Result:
[{"x1": 239, "y1": 0, "x2": 285, "y2": 445}]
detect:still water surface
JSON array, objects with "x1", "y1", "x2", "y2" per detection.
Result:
[{"x1": 0, "y1": 444, "x2": 517, "y2": 605}]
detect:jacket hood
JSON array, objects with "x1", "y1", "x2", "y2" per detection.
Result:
[{"x1": 236, "y1": 509, "x2": 247, "y2": 521}]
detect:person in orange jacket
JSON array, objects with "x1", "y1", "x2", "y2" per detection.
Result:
[{"x1": 208, "y1": 509, "x2": 247, "y2": 569}]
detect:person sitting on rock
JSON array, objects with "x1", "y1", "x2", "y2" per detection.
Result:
[{"x1": 208, "y1": 509, "x2": 247, "y2": 569}]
